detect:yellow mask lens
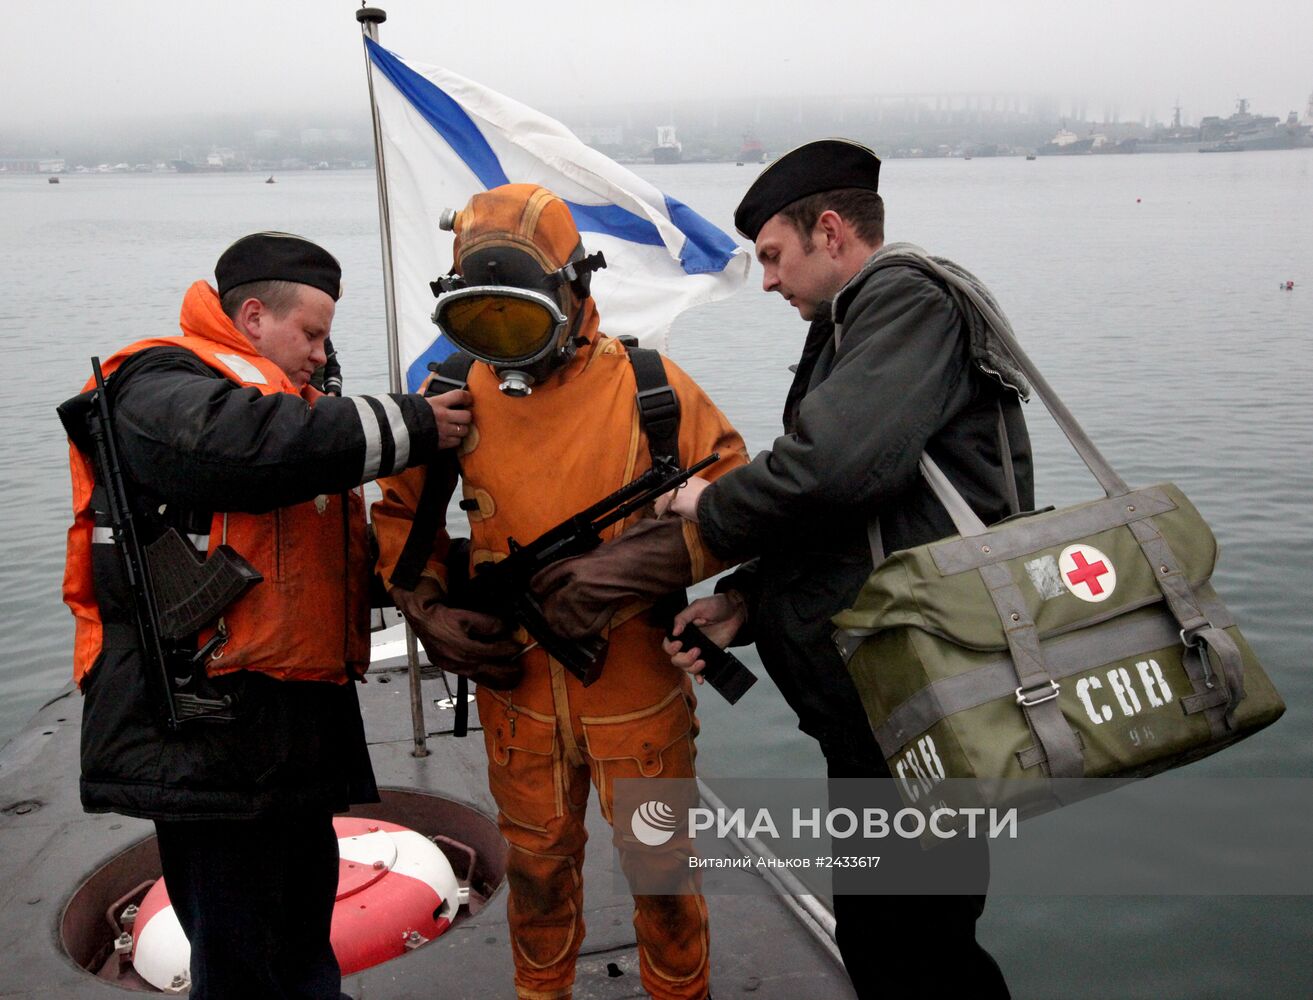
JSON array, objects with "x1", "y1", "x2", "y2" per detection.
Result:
[{"x1": 437, "y1": 293, "x2": 560, "y2": 361}]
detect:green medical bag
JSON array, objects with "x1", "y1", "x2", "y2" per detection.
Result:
[{"x1": 833, "y1": 248, "x2": 1284, "y2": 811}]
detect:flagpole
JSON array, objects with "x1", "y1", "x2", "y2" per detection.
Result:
[
  {"x1": 356, "y1": 5, "x2": 402, "y2": 394},
  {"x1": 357, "y1": 3, "x2": 429, "y2": 759}
]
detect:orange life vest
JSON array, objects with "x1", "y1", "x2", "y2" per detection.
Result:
[{"x1": 63, "y1": 281, "x2": 370, "y2": 688}]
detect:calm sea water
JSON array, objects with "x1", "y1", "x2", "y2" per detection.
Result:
[{"x1": 2, "y1": 153, "x2": 1310, "y2": 997}]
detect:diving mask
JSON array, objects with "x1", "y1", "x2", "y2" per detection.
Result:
[{"x1": 432, "y1": 285, "x2": 569, "y2": 369}]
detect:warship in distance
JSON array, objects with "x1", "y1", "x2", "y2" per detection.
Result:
[
  {"x1": 1198, "y1": 98, "x2": 1313, "y2": 152},
  {"x1": 1137, "y1": 97, "x2": 1313, "y2": 154}
]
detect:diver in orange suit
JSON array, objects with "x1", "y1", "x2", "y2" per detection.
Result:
[{"x1": 373, "y1": 184, "x2": 747, "y2": 1000}]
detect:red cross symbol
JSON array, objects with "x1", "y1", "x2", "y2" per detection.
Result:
[{"x1": 1066, "y1": 550, "x2": 1110, "y2": 595}]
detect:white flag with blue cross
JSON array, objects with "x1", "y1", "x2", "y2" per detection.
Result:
[{"x1": 364, "y1": 38, "x2": 750, "y2": 392}]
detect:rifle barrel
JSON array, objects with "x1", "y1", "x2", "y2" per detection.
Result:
[{"x1": 586, "y1": 452, "x2": 718, "y2": 534}]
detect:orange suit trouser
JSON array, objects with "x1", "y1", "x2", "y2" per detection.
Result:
[{"x1": 475, "y1": 637, "x2": 709, "y2": 1000}]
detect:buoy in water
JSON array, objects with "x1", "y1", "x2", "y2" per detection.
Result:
[
  {"x1": 265, "y1": 176, "x2": 276, "y2": 184},
  {"x1": 130, "y1": 817, "x2": 462, "y2": 991}
]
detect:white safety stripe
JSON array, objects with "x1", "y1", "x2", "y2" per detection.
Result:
[
  {"x1": 213, "y1": 352, "x2": 268, "y2": 385},
  {"x1": 377, "y1": 395, "x2": 411, "y2": 474},
  {"x1": 351, "y1": 396, "x2": 383, "y2": 480}
]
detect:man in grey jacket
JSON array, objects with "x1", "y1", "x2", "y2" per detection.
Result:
[{"x1": 666, "y1": 139, "x2": 1028, "y2": 997}]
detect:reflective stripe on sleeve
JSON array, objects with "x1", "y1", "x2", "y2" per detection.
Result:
[
  {"x1": 351, "y1": 395, "x2": 384, "y2": 481},
  {"x1": 188, "y1": 533, "x2": 210, "y2": 552},
  {"x1": 377, "y1": 395, "x2": 411, "y2": 474}
]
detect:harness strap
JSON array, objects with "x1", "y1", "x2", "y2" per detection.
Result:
[
  {"x1": 391, "y1": 359, "x2": 474, "y2": 739},
  {"x1": 624, "y1": 344, "x2": 681, "y2": 466},
  {"x1": 454, "y1": 675, "x2": 469, "y2": 737},
  {"x1": 619, "y1": 341, "x2": 701, "y2": 646},
  {"x1": 390, "y1": 352, "x2": 475, "y2": 592}
]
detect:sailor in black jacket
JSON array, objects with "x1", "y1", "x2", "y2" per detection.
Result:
[
  {"x1": 59, "y1": 232, "x2": 471, "y2": 999},
  {"x1": 666, "y1": 141, "x2": 1027, "y2": 998}
]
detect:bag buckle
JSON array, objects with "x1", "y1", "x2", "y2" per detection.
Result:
[
  {"x1": 636, "y1": 385, "x2": 680, "y2": 430},
  {"x1": 831, "y1": 628, "x2": 871, "y2": 666},
  {"x1": 1015, "y1": 680, "x2": 1060, "y2": 706},
  {"x1": 1180, "y1": 625, "x2": 1216, "y2": 688}
]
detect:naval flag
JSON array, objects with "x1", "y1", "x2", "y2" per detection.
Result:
[{"x1": 363, "y1": 38, "x2": 750, "y2": 392}]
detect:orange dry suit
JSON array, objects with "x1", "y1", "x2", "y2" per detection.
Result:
[
  {"x1": 374, "y1": 319, "x2": 747, "y2": 1000},
  {"x1": 59, "y1": 279, "x2": 438, "y2": 820}
]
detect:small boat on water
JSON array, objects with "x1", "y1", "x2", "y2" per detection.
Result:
[
  {"x1": 265, "y1": 176, "x2": 276, "y2": 184},
  {"x1": 652, "y1": 125, "x2": 683, "y2": 164},
  {"x1": 48, "y1": 177, "x2": 60, "y2": 184}
]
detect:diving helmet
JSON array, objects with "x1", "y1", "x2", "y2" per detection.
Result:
[{"x1": 430, "y1": 184, "x2": 606, "y2": 396}]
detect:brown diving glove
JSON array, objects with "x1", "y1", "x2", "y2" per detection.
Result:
[
  {"x1": 530, "y1": 517, "x2": 693, "y2": 640},
  {"x1": 390, "y1": 577, "x2": 525, "y2": 690}
]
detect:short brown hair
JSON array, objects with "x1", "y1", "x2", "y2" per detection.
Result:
[
  {"x1": 220, "y1": 279, "x2": 304, "y2": 323},
  {"x1": 779, "y1": 188, "x2": 885, "y2": 249}
]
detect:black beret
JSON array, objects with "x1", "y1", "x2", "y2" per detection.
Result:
[
  {"x1": 733, "y1": 138, "x2": 881, "y2": 240},
  {"x1": 215, "y1": 231, "x2": 342, "y2": 301}
]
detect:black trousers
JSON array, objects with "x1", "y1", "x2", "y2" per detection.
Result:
[
  {"x1": 826, "y1": 753, "x2": 1011, "y2": 999},
  {"x1": 154, "y1": 810, "x2": 342, "y2": 1000}
]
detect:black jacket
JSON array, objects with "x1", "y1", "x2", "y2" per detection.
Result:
[
  {"x1": 60, "y1": 345, "x2": 439, "y2": 820},
  {"x1": 699, "y1": 262, "x2": 1033, "y2": 764}
]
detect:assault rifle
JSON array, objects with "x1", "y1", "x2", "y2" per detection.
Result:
[
  {"x1": 86, "y1": 358, "x2": 262, "y2": 728},
  {"x1": 458, "y1": 453, "x2": 757, "y2": 704}
]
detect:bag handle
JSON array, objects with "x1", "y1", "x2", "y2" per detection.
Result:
[
  {"x1": 863, "y1": 450, "x2": 993, "y2": 563},
  {"x1": 919, "y1": 453, "x2": 987, "y2": 536}
]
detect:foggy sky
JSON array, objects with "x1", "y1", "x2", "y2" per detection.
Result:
[{"x1": 4, "y1": 0, "x2": 1311, "y2": 132}]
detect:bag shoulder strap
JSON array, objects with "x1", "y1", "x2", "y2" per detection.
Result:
[
  {"x1": 996, "y1": 397, "x2": 1021, "y2": 517},
  {"x1": 623, "y1": 343, "x2": 682, "y2": 465},
  {"x1": 871, "y1": 247, "x2": 1129, "y2": 497},
  {"x1": 865, "y1": 407, "x2": 1008, "y2": 565}
]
